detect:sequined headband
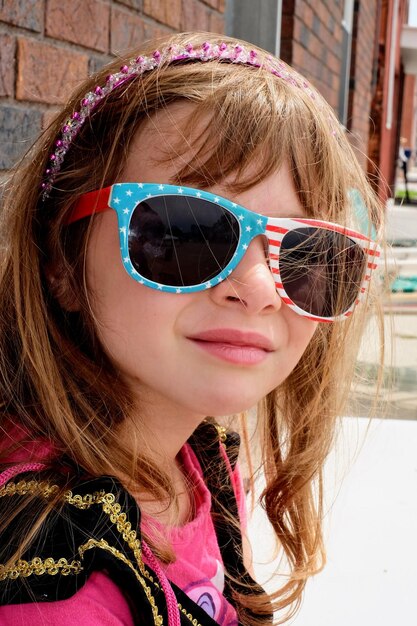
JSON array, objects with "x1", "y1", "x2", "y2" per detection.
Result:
[{"x1": 41, "y1": 41, "x2": 319, "y2": 200}]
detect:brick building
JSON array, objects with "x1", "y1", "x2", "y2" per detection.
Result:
[
  {"x1": 230, "y1": 0, "x2": 413, "y2": 201},
  {"x1": 400, "y1": 21, "x2": 417, "y2": 167},
  {"x1": 0, "y1": 0, "x2": 415, "y2": 201},
  {"x1": 0, "y1": 0, "x2": 226, "y2": 173}
]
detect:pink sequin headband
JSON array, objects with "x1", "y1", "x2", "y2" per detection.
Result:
[{"x1": 41, "y1": 41, "x2": 320, "y2": 200}]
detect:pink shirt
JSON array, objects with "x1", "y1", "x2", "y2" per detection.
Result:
[{"x1": 0, "y1": 444, "x2": 246, "y2": 626}]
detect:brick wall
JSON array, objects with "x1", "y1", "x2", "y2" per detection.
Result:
[
  {"x1": 281, "y1": 0, "x2": 344, "y2": 110},
  {"x1": 0, "y1": 0, "x2": 225, "y2": 172},
  {"x1": 368, "y1": 0, "x2": 408, "y2": 198},
  {"x1": 400, "y1": 73, "x2": 416, "y2": 148},
  {"x1": 347, "y1": 0, "x2": 379, "y2": 169}
]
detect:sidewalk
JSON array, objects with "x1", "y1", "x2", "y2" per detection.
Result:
[
  {"x1": 247, "y1": 417, "x2": 417, "y2": 625},
  {"x1": 349, "y1": 186, "x2": 417, "y2": 421},
  {"x1": 350, "y1": 312, "x2": 417, "y2": 420},
  {"x1": 245, "y1": 189, "x2": 417, "y2": 624}
]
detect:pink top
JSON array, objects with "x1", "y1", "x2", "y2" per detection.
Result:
[{"x1": 0, "y1": 443, "x2": 246, "y2": 626}]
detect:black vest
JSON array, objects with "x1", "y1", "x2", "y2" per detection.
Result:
[{"x1": 0, "y1": 421, "x2": 272, "y2": 625}]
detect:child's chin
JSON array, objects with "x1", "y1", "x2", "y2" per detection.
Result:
[{"x1": 198, "y1": 393, "x2": 263, "y2": 418}]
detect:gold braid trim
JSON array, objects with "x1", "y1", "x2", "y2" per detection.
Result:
[
  {"x1": 63, "y1": 490, "x2": 145, "y2": 575},
  {"x1": 0, "y1": 483, "x2": 145, "y2": 581},
  {"x1": 178, "y1": 602, "x2": 205, "y2": 626},
  {"x1": 0, "y1": 557, "x2": 83, "y2": 581},
  {"x1": 78, "y1": 538, "x2": 163, "y2": 626},
  {"x1": 0, "y1": 480, "x2": 59, "y2": 499},
  {"x1": 0, "y1": 480, "x2": 203, "y2": 625},
  {"x1": 214, "y1": 424, "x2": 227, "y2": 445}
]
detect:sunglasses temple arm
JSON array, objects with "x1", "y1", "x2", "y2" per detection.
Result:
[{"x1": 66, "y1": 186, "x2": 113, "y2": 225}]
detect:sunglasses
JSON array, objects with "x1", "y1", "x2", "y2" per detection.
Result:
[{"x1": 69, "y1": 183, "x2": 380, "y2": 322}]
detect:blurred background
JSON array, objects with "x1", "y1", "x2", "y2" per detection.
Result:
[{"x1": 0, "y1": 1, "x2": 416, "y2": 624}]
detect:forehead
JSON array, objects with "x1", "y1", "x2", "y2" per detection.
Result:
[
  {"x1": 121, "y1": 102, "x2": 304, "y2": 218},
  {"x1": 122, "y1": 101, "x2": 213, "y2": 182}
]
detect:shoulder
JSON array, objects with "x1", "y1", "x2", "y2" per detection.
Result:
[
  {"x1": 0, "y1": 474, "x2": 140, "y2": 605},
  {"x1": 0, "y1": 571, "x2": 134, "y2": 626}
]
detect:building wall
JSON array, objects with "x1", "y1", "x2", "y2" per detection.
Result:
[
  {"x1": 280, "y1": 0, "x2": 384, "y2": 177},
  {"x1": 368, "y1": 0, "x2": 409, "y2": 199},
  {"x1": 400, "y1": 73, "x2": 417, "y2": 150},
  {"x1": 0, "y1": 0, "x2": 225, "y2": 172},
  {"x1": 279, "y1": 0, "x2": 412, "y2": 202},
  {"x1": 347, "y1": 0, "x2": 380, "y2": 170},
  {"x1": 280, "y1": 0, "x2": 344, "y2": 110}
]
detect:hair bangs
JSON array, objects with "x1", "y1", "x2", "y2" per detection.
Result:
[{"x1": 149, "y1": 63, "x2": 355, "y2": 227}]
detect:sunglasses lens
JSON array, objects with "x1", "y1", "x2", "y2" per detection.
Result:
[
  {"x1": 128, "y1": 195, "x2": 240, "y2": 287},
  {"x1": 280, "y1": 228, "x2": 367, "y2": 318}
]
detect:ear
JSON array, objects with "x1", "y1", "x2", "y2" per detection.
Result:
[{"x1": 44, "y1": 264, "x2": 81, "y2": 312}]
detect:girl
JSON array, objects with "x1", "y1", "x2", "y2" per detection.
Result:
[{"x1": 0, "y1": 32, "x2": 382, "y2": 626}]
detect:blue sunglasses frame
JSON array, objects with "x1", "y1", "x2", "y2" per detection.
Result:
[{"x1": 70, "y1": 182, "x2": 380, "y2": 322}]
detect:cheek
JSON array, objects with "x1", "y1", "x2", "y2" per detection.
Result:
[{"x1": 287, "y1": 317, "x2": 318, "y2": 365}]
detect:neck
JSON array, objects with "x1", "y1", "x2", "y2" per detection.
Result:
[
  {"x1": 114, "y1": 399, "x2": 206, "y2": 524},
  {"x1": 119, "y1": 403, "x2": 206, "y2": 465}
]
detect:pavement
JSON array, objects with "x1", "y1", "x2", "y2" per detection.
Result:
[
  {"x1": 349, "y1": 173, "x2": 417, "y2": 420},
  {"x1": 246, "y1": 178, "x2": 417, "y2": 624},
  {"x1": 247, "y1": 417, "x2": 417, "y2": 625}
]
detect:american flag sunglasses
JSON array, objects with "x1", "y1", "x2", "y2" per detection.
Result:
[{"x1": 69, "y1": 183, "x2": 381, "y2": 322}]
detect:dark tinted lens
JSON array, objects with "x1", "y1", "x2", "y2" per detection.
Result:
[
  {"x1": 280, "y1": 227, "x2": 366, "y2": 317},
  {"x1": 128, "y1": 195, "x2": 240, "y2": 287}
]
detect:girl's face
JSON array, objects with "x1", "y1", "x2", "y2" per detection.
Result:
[{"x1": 85, "y1": 105, "x2": 318, "y2": 423}]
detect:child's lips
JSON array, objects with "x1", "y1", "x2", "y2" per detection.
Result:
[{"x1": 187, "y1": 329, "x2": 275, "y2": 365}]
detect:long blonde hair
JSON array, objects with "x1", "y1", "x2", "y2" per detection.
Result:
[{"x1": 0, "y1": 32, "x2": 384, "y2": 624}]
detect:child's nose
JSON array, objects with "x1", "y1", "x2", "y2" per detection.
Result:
[{"x1": 209, "y1": 236, "x2": 282, "y2": 315}]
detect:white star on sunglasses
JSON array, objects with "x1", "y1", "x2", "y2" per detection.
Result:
[{"x1": 69, "y1": 182, "x2": 380, "y2": 323}]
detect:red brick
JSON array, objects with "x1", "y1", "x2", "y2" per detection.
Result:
[
  {"x1": 143, "y1": 0, "x2": 181, "y2": 29},
  {"x1": 209, "y1": 11, "x2": 224, "y2": 34},
  {"x1": 143, "y1": 21, "x2": 172, "y2": 42},
  {"x1": 181, "y1": 0, "x2": 210, "y2": 31},
  {"x1": 0, "y1": 34, "x2": 15, "y2": 98},
  {"x1": 89, "y1": 54, "x2": 114, "y2": 76},
  {"x1": 180, "y1": 3, "x2": 192, "y2": 30},
  {"x1": 201, "y1": 0, "x2": 217, "y2": 8},
  {"x1": 218, "y1": 0, "x2": 225, "y2": 12},
  {"x1": 291, "y1": 43, "x2": 304, "y2": 69},
  {"x1": 111, "y1": 7, "x2": 147, "y2": 54},
  {"x1": 16, "y1": 38, "x2": 88, "y2": 105},
  {"x1": 316, "y1": 2, "x2": 329, "y2": 27},
  {"x1": 46, "y1": 0, "x2": 109, "y2": 53},
  {"x1": 114, "y1": 0, "x2": 142, "y2": 8},
  {"x1": 301, "y1": 4, "x2": 313, "y2": 28},
  {"x1": 309, "y1": 33, "x2": 322, "y2": 58},
  {"x1": 327, "y1": 51, "x2": 340, "y2": 74},
  {"x1": 0, "y1": 0, "x2": 43, "y2": 32}
]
